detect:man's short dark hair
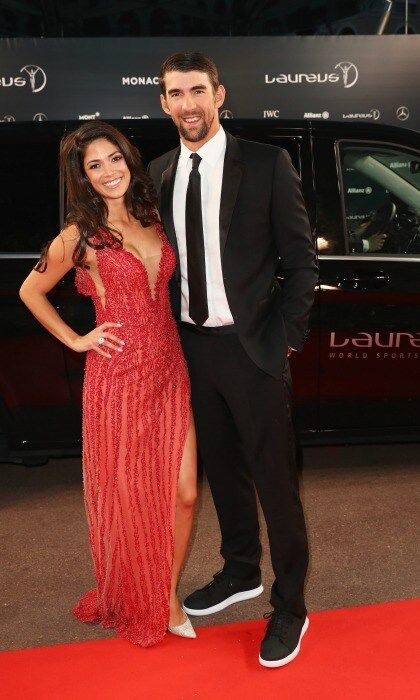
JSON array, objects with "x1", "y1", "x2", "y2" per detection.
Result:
[{"x1": 159, "y1": 52, "x2": 220, "y2": 94}]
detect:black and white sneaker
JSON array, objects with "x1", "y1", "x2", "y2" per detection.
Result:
[
  {"x1": 183, "y1": 570, "x2": 263, "y2": 616},
  {"x1": 259, "y1": 611, "x2": 309, "y2": 668}
]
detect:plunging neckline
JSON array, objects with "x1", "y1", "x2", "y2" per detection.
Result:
[{"x1": 120, "y1": 225, "x2": 165, "y2": 303}]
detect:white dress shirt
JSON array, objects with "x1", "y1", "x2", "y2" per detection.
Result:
[{"x1": 172, "y1": 126, "x2": 234, "y2": 326}]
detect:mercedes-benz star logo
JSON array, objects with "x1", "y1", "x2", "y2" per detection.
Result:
[
  {"x1": 20, "y1": 65, "x2": 47, "y2": 93},
  {"x1": 334, "y1": 61, "x2": 358, "y2": 88},
  {"x1": 3, "y1": 115, "x2": 15, "y2": 122},
  {"x1": 371, "y1": 109, "x2": 380, "y2": 120},
  {"x1": 396, "y1": 105, "x2": 409, "y2": 121},
  {"x1": 220, "y1": 109, "x2": 233, "y2": 119},
  {"x1": 33, "y1": 113, "x2": 47, "y2": 121}
]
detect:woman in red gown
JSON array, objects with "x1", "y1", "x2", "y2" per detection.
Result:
[{"x1": 20, "y1": 122, "x2": 197, "y2": 646}]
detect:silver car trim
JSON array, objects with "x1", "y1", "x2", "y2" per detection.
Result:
[
  {"x1": 0, "y1": 253, "x2": 39, "y2": 259},
  {"x1": 319, "y1": 255, "x2": 420, "y2": 263},
  {"x1": 2, "y1": 253, "x2": 419, "y2": 264}
]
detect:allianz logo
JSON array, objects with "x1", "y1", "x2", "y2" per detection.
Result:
[
  {"x1": 122, "y1": 76, "x2": 159, "y2": 86},
  {"x1": 330, "y1": 332, "x2": 420, "y2": 348},
  {"x1": 347, "y1": 186, "x2": 372, "y2": 194},
  {"x1": 265, "y1": 62, "x2": 358, "y2": 88},
  {"x1": 303, "y1": 111, "x2": 329, "y2": 119}
]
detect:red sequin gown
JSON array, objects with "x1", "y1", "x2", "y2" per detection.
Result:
[{"x1": 72, "y1": 223, "x2": 190, "y2": 647}]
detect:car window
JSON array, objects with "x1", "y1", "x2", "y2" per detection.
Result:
[{"x1": 339, "y1": 143, "x2": 420, "y2": 256}]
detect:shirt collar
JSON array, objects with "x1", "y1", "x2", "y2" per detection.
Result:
[{"x1": 179, "y1": 126, "x2": 226, "y2": 169}]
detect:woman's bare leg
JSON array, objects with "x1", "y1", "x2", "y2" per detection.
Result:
[{"x1": 169, "y1": 418, "x2": 197, "y2": 626}]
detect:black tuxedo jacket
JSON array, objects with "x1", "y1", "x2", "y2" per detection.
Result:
[{"x1": 148, "y1": 131, "x2": 318, "y2": 379}]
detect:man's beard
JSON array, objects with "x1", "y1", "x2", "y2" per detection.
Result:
[{"x1": 178, "y1": 112, "x2": 214, "y2": 143}]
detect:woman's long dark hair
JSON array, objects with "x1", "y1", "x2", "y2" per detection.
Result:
[{"x1": 36, "y1": 121, "x2": 159, "y2": 271}]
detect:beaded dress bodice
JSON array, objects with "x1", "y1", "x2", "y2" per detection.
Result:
[{"x1": 75, "y1": 223, "x2": 175, "y2": 334}]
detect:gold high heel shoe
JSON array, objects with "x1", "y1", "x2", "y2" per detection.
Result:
[{"x1": 168, "y1": 612, "x2": 196, "y2": 638}]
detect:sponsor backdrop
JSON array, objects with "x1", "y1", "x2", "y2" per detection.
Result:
[{"x1": 0, "y1": 36, "x2": 419, "y2": 130}]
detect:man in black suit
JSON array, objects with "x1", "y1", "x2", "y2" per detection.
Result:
[{"x1": 148, "y1": 52, "x2": 318, "y2": 667}]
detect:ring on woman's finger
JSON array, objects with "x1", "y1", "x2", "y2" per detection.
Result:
[{"x1": 96, "y1": 336, "x2": 105, "y2": 345}]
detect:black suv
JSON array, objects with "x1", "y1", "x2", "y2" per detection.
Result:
[{"x1": 1, "y1": 119, "x2": 419, "y2": 463}]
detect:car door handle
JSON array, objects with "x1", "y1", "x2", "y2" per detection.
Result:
[{"x1": 337, "y1": 272, "x2": 390, "y2": 291}]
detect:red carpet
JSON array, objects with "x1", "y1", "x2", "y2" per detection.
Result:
[{"x1": 0, "y1": 599, "x2": 417, "y2": 700}]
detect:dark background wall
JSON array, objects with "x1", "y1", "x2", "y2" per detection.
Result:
[
  {"x1": 0, "y1": 1, "x2": 418, "y2": 38},
  {"x1": 1, "y1": 35, "x2": 419, "y2": 129}
]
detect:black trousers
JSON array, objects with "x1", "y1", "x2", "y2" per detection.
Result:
[{"x1": 180, "y1": 327, "x2": 309, "y2": 617}]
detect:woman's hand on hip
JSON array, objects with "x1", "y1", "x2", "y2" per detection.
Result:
[{"x1": 71, "y1": 322, "x2": 125, "y2": 358}]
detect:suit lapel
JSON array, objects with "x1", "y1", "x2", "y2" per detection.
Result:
[
  {"x1": 160, "y1": 147, "x2": 180, "y2": 274},
  {"x1": 219, "y1": 132, "x2": 244, "y2": 259}
]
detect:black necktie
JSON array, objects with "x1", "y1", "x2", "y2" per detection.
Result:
[{"x1": 185, "y1": 153, "x2": 208, "y2": 326}]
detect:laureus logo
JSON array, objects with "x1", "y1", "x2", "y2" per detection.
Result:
[
  {"x1": 265, "y1": 61, "x2": 359, "y2": 88},
  {"x1": 20, "y1": 65, "x2": 47, "y2": 93},
  {"x1": 334, "y1": 62, "x2": 358, "y2": 88}
]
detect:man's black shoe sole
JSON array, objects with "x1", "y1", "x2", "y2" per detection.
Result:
[{"x1": 183, "y1": 584, "x2": 264, "y2": 616}]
